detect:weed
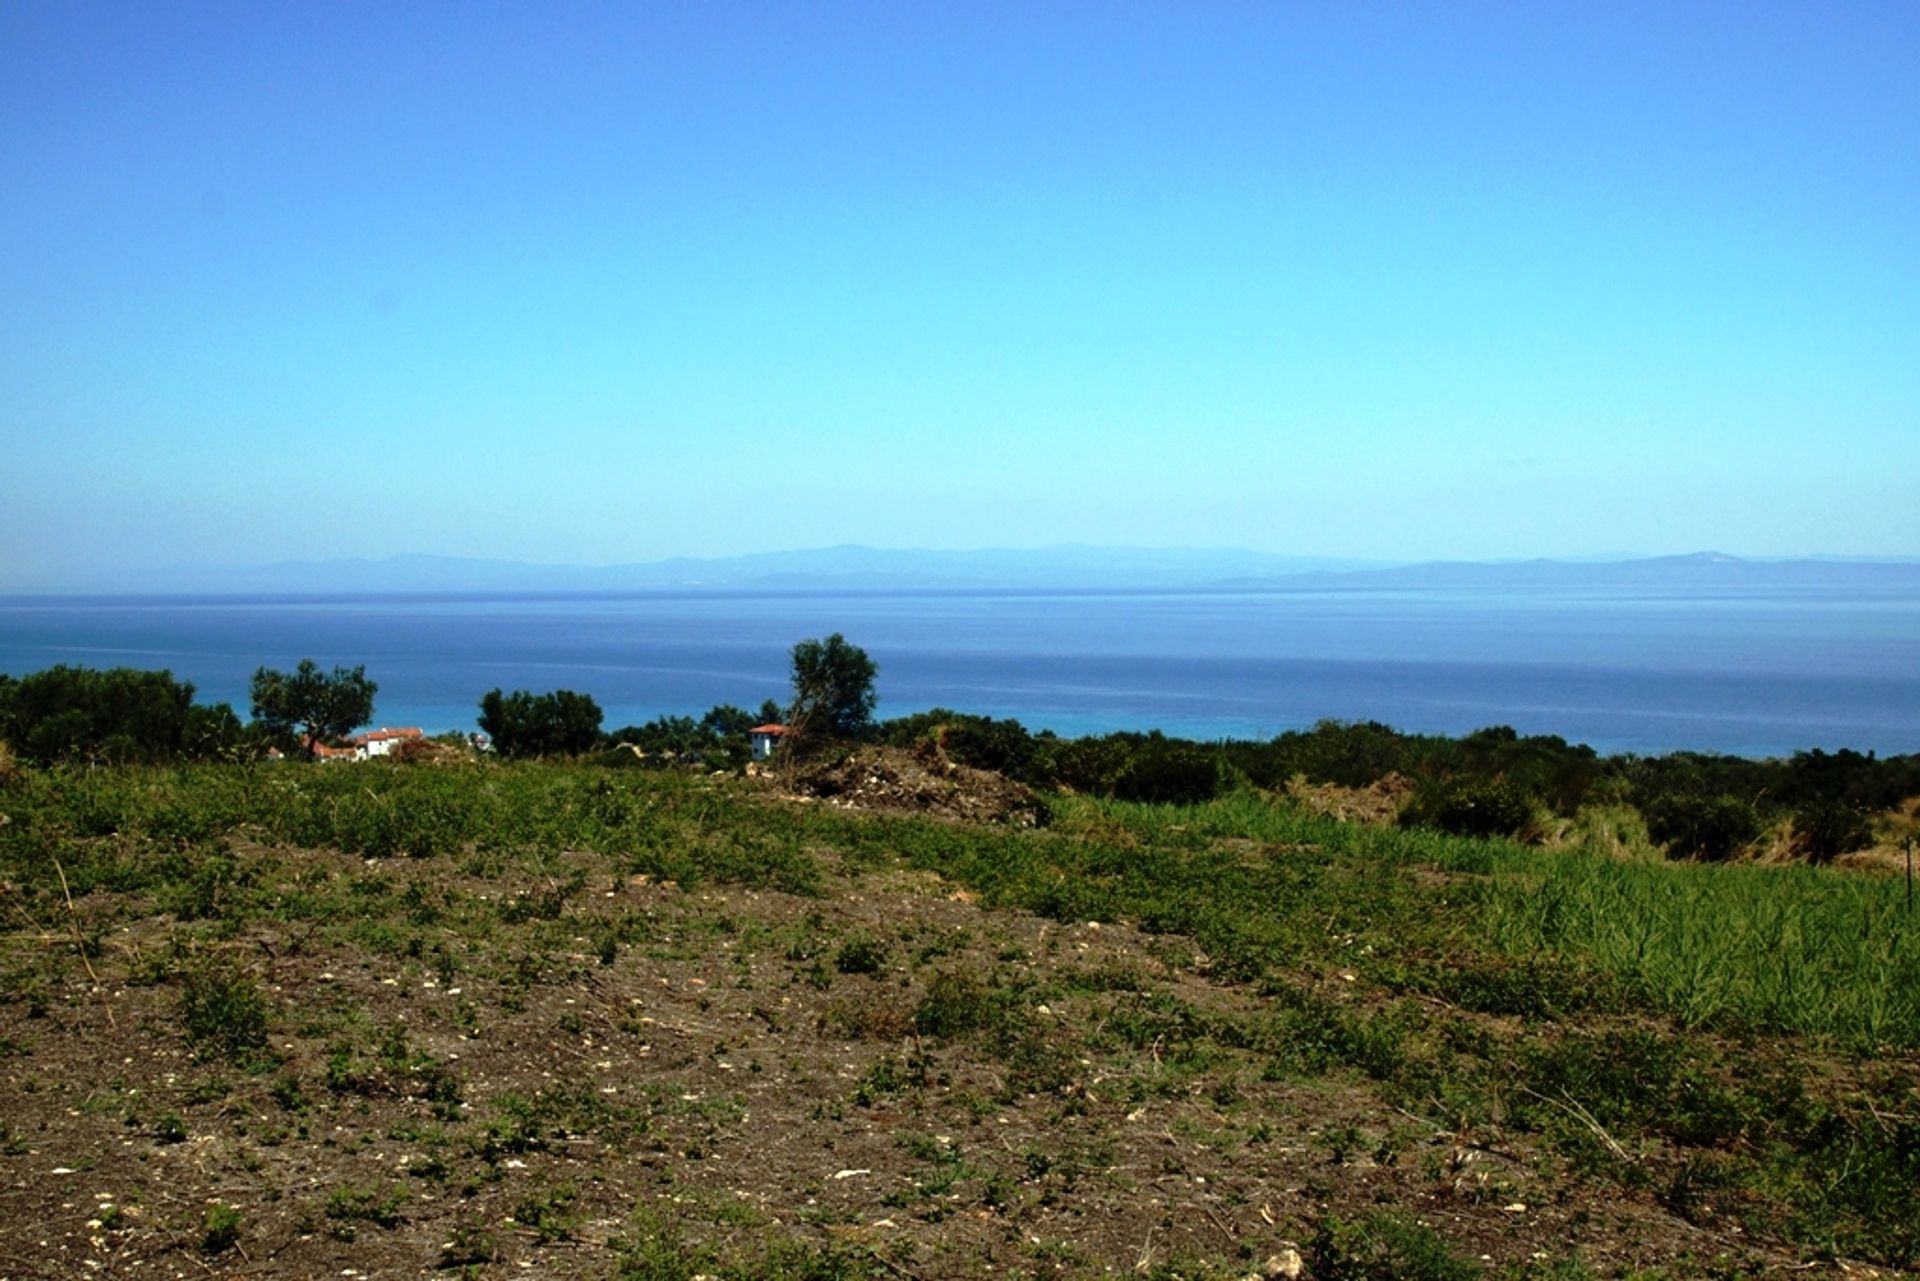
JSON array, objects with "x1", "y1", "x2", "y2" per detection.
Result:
[
  {"x1": 1308, "y1": 1211, "x2": 1480, "y2": 1280},
  {"x1": 615, "y1": 1211, "x2": 706, "y2": 1281},
  {"x1": 199, "y1": 1203, "x2": 242, "y2": 1254},
  {"x1": 913, "y1": 970, "x2": 993, "y2": 1038},
  {"x1": 180, "y1": 966, "x2": 269, "y2": 1061},
  {"x1": 270, "y1": 1074, "x2": 308, "y2": 1113},
  {"x1": 324, "y1": 1181, "x2": 407, "y2": 1233},
  {"x1": 440, "y1": 1221, "x2": 499, "y2": 1268},
  {"x1": 513, "y1": 1181, "x2": 581, "y2": 1242},
  {"x1": 834, "y1": 937, "x2": 886, "y2": 975}
]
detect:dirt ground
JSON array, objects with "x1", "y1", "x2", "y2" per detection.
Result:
[{"x1": 2, "y1": 820, "x2": 1880, "y2": 1281}]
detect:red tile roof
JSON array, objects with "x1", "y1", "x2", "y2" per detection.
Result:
[
  {"x1": 353, "y1": 727, "x2": 425, "y2": 745},
  {"x1": 749, "y1": 724, "x2": 787, "y2": 735}
]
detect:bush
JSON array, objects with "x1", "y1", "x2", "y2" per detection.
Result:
[
  {"x1": 0, "y1": 666, "x2": 242, "y2": 765},
  {"x1": 181, "y1": 968, "x2": 269, "y2": 1060},
  {"x1": 1041, "y1": 734, "x2": 1138, "y2": 796},
  {"x1": 1793, "y1": 801, "x2": 1874, "y2": 864},
  {"x1": 1402, "y1": 778, "x2": 1533, "y2": 839},
  {"x1": 479, "y1": 688, "x2": 604, "y2": 759},
  {"x1": 1643, "y1": 793, "x2": 1761, "y2": 861},
  {"x1": 1309, "y1": 1211, "x2": 1480, "y2": 1281},
  {"x1": 913, "y1": 971, "x2": 994, "y2": 1039},
  {"x1": 884, "y1": 709, "x2": 1040, "y2": 782},
  {"x1": 1111, "y1": 741, "x2": 1227, "y2": 806},
  {"x1": 200, "y1": 1204, "x2": 243, "y2": 1254},
  {"x1": 833, "y1": 939, "x2": 886, "y2": 975},
  {"x1": 1039, "y1": 733, "x2": 1226, "y2": 805}
]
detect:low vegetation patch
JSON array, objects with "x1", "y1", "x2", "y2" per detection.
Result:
[{"x1": 0, "y1": 760, "x2": 1915, "y2": 1277}]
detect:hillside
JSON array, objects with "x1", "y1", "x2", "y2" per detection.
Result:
[{"x1": 1, "y1": 762, "x2": 1915, "y2": 1279}]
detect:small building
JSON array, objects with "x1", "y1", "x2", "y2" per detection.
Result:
[
  {"x1": 354, "y1": 727, "x2": 426, "y2": 759},
  {"x1": 748, "y1": 723, "x2": 787, "y2": 761}
]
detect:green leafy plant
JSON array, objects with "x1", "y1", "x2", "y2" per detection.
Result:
[
  {"x1": 180, "y1": 967, "x2": 269, "y2": 1061},
  {"x1": 200, "y1": 1203, "x2": 242, "y2": 1254}
]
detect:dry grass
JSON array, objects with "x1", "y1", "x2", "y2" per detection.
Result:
[{"x1": 1278, "y1": 771, "x2": 1415, "y2": 826}]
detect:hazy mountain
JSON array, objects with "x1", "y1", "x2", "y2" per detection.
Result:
[
  {"x1": 9, "y1": 547, "x2": 1917, "y2": 596},
  {"x1": 1230, "y1": 551, "x2": 1920, "y2": 596},
  {"x1": 16, "y1": 546, "x2": 1391, "y2": 595}
]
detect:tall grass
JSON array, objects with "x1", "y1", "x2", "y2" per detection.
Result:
[
  {"x1": 1482, "y1": 848, "x2": 1920, "y2": 1045},
  {"x1": 1093, "y1": 789, "x2": 1920, "y2": 1046}
]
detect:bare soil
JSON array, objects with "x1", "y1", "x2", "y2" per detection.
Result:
[{"x1": 0, "y1": 833, "x2": 1862, "y2": 1280}]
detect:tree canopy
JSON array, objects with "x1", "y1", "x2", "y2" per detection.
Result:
[
  {"x1": 0, "y1": 665, "x2": 242, "y2": 765},
  {"x1": 787, "y1": 633, "x2": 878, "y2": 740},
  {"x1": 251, "y1": 660, "x2": 377, "y2": 759},
  {"x1": 478, "y1": 688, "x2": 604, "y2": 759}
]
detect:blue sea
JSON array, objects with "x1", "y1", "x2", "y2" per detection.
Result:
[{"x1": 1, "y1": 588, "x2": 1917, "y2": 757}]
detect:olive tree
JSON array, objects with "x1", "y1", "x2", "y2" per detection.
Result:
[
  {"x1": 250, "y1": 659, "x2": 377, "y2": 759},
  {"x1": 787, "y1": 633, "x2": 878, "y2": 741}
]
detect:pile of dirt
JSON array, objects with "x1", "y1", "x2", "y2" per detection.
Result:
[
  {"x1": 1280, "y1": 770, "x2": 1417, "y2": 826},
  {"x1": 782, "y1": 743, "x2": 1050, "y2": 826},
  {"x1": 388, "y1": 736, "x2": 475, "y2": 765}
]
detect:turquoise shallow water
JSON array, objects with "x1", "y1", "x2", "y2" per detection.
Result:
[{"x1": 1, "y1": 587, "x2": 1916, "y2": 756}]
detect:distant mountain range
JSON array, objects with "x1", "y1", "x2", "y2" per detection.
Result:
[{"x1": 10, "y1": 546, "x2": 1920, "y2": 596}]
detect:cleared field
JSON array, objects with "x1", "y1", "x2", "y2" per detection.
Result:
[{"x1": 1, "y1": 763, "x2": 1915, "y2": 1278}]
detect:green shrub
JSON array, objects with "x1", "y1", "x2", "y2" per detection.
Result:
[
  {"x1": 1792, "y1": 801, "x2": 1873, "y2": 864},
  {"x1": 200, "y1": 1204, "x2": 242, "y2": 1254},
  {"x1": 1643, "y1": 793, "x2": 1761, "y2": 861},
  {"x1": 325, "y1": 1181, "x2": 407, "y2": 1229},
  {"x1": 1308, "y1": 1211, "x2": 1480, "y2": 1281},
  {"x1": 1403, "y1": 778, "x2": 1533, "y2": 839},
  {"x1": 0, "y1": 666, "x2": 242, "y2": 764},
  {"x1": 1111, "y1": 741, "x2": 1227, "y2": 806},
  {"x1": 833, "y1": 938, "x2": 886, "y2": 975},
  {"x1": 180, "y1": 968, "x2": 269, "y2": 1060},
  {"x1": 913, "y1": 971, "x2": 994, "y2": 1039}
]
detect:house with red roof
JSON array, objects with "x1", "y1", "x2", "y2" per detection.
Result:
[
  {"x1": 352, "y1": 727, "x2": 426, "y2": 759},
  {"x1": 748, "y1": 723, "x2": 787, "y2": 761}
]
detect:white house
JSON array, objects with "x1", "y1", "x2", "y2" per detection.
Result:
[
  {"x1": 748, "y1": 724, "x2": 787, "y2": 761},
  {"x1": 353, "y1": 727, "x2": 425, "y2": 759}
]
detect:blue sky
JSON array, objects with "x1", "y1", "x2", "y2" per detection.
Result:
[{"x1": 3, "y1": 1, "x2": 1915, "y2": 579}]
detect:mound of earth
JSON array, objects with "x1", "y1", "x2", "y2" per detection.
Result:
[
  {"x1": 1281, "y1": 771, "x2": 1417, "y2": 826},
  {"x1": 782, "y1": 744, "x2": 1049, "y2": 826}
]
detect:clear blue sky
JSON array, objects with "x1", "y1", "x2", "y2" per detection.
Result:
[{"x1": 3, "y1": 1, "x2": 1915, "y2": 578}]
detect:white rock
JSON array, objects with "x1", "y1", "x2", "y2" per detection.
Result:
[{"x1": 1263, "y1": 1246, "x2": 1304, "y2": 1279}]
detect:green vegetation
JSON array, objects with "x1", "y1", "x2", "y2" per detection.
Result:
[
  {"x1": 1, "y1": 759, "x2": 1914, "y2": 1268},
  {"x1": 602, "y1": 701, "x2": 782, "y2": 771},
  {"x1": 199, "y1": 1203, "x2": 243, "y2": 1254},
  {"x1": 3, "y1": 656, "x2": 1918, "y2": 1273},
  {"x1": 8, "y1": 658, "x2": 1913, "y2": 871},
  {"x1": 478, "y1": 686, "x2": 605, "y2": 758},
  {"x1": 879, "y1": 712, "x2": 1916, "y2": 864},
  {"x1": 787, "y1": 632, "x2": 878, "y2": 742},
  {"x1": 0, "y1": 665, "x2": 243, "y2": 764},
  {"x1": 250, "y1": 659, "x2": 378, "y2": 759}
]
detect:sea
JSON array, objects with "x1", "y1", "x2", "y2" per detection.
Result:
[{"x1": 1, "y1": 587, "x2": 1917, "y2": 758}]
